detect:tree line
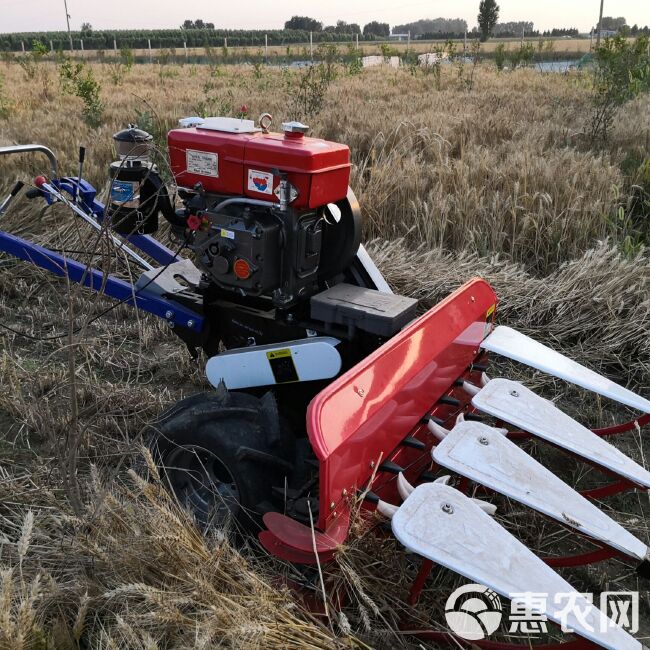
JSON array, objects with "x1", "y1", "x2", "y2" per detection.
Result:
[
  {"x1": 2, "y1": 10, "x2": 648, "y2": 53},
  {"x1": 284, "y1": 16, "x2": 389, "y2": 37},
  {"x1": 0, "y1": 28, "x2": 385, "y2": 52}
]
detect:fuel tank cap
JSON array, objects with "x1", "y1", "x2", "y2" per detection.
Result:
[{"x1": 282, "y1": 121, "x2": 310, "y2": 138}]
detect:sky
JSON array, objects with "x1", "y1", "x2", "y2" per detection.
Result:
[{"x1": 1, "y1": 0, "x2": 649, "y2": 34}]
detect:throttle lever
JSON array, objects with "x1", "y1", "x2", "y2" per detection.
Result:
[{"x1": 0, "y1": 180, "x2": 25, "y2": 216}]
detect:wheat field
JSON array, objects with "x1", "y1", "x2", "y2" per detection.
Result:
[{"x1": 0, "y1": 59, "x2": 649, "y2": 648}]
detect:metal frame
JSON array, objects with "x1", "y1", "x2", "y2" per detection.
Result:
[{"x1": 0, "y1": 146, "x2": 203, "y2": 332}]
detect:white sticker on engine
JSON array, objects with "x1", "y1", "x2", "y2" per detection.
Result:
[
  {"x1": 186, "y1": 149, "x2": 219, "y2": 177},
  {"x1": 248, "y1": 169, "x2": 274, "y2": 195}
]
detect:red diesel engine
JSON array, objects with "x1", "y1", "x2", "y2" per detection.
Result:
[{"x1": 168, "y1": 117, "x2": 356, "y2": 308}]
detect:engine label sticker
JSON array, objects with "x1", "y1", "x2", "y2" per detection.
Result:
[
  {"x1": 220, "y1": 228, "x2": 235, "y2": 240},
  {"x1": 186, "y1": 149, "x2": 219, "y2": 177},
  {"x1": 110, "y1": 180, "x2": 139, "y2": 206},
  {"x1": 248, "y1": 169, "x2": 274, "y2": 195},
  {"x1": 266, "y1": 349, "x2": 299, "y2": 384}
]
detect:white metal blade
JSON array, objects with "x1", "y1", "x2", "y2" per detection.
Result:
[
  {"x1": 481, "y1": 326, "x2": 650, "y2": 414},
  {"x1": 392, "y1": 483, "x2": 642, "y2": 650},
  {"x1": 432, "y1": 421, "x2": 648, "y2": 561},
  {"x1": 472, "y1": 378, "x2": 650, "y2": 490}
]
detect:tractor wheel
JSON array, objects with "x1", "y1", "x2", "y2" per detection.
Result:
[{"x1": 142, "y1": 384, "x2": 294, "y2": 532}]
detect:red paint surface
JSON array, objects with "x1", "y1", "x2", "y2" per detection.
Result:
[
  {"x1": 258, "y1": 531, "x2": 335, "y2": 565},
  {"x1": 263, "y1": 511, "x2": 349, "y2": 554},
  {"x1": 307, "y1": 279, "x2": 498, "y2": 530},
  {"x1": 168, "y1": 127, "x2": 350, "y2": 209}
]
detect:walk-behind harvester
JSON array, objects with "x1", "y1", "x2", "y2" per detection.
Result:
[{"x1": 1, "y1": 115, "x2": 649, "y2": 650}]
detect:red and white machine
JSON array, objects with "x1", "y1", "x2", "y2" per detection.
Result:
[{"x1": 1, "y1": 114, "x2": 649, "y2": 650}]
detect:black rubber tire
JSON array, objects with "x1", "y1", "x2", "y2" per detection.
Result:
[{"x1": 142, "y1": 384, "x2": 294, "y2": 532}]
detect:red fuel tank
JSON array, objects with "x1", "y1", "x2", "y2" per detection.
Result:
[{"x1": 168, "y1": 118, "x2": 351, "y2": 210}]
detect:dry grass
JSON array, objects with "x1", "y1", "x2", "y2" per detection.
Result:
[{"x1": 0, "y1": 60, "x2": 648, "y2": 648}]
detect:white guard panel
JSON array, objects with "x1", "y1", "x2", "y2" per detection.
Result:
[
  {"x1": 472, "y1": 378, "x2": 650, "y2": 489},
  {"x1": 392, "y1": 483, "x2": 642, "y2": 650},
  {"x1": 432, "y1": 421, "x2": 648, "y2": 561},
  {"x1": 206, "y1": 337, "x2": 341, "y2": 390},
  {"x1": 481, "y1": 326, "x2": 650, "y2": 414},
  {"x1": 355, "y1": 244, "x2": 394, "y2": 294}
]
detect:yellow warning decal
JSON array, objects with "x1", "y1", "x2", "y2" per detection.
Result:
[
  {"x1": 267, "y1": 349, "x2": 291, "y2": 360},
  {"x1": 484, "y1": 304, "x2": 496, "y2": 338},
  {"x1": 266, "y1": 348, "x2": 299, "y2": 383}
]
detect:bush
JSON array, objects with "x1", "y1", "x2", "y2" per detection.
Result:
[
  {"x1": 494, "y1": 43, "x2": 506, "y2": 71},
  {"x1": 590, "y1": 35, "x2": 650, "y2": 143},
  {"x1": 285, "y1": 64, "x2": 333, "y2": 120},
  {"x1": 58, "y1": 57, "x2": 103, "y2": 127},
  {"x1": 508, "y1": 43, "x2": 535, "y2": 69},
  {"x1": 17, "y1": 39, "x2": 47, "y2": 80}
]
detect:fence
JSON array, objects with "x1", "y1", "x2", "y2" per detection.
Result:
[{"x1": 0, "y1": 29, "x2": 383, "y2": 53}]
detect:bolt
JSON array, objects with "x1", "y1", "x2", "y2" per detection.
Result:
[
  {"x1": 510, "y1": 389, "x2": 520, "y2": 398},
  {"x1": 441, "y1": 503, "x2": 454, "y2": 514},
  {"x1": 187, "y1": 320, "x2": 195, "y2": 329},
  {"x1": 342, "y1": 489, "x2": 348, "y2": 497},
  {"x1": 330, "y1": 501, "x2": 336, "y2": 510},
  {"x1": 479, "y1": 436, "x2": 489, "y2": 446},
  {"x1": 165, "y1": 310, "x2": 174, "y2": 320},
  {"x1": 357, "y1": 387, "x2": 365, "y2": 397},
  {"x1": 369, "y1": 460, "x2": 375, "y2": 469},
  {"x1": 470, "y1": 296, "x2": 476, "y2": 303}
]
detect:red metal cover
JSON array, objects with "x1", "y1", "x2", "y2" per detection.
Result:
[
  {"x1": 306, "y1": 279, "x2": 498, "y2": 530},
  {"x1": 168, "y1": 128, "x2": 250, "y2": 196},
  {"x1": 167, "y1": 127, "x2": 350, "y2": 210}
]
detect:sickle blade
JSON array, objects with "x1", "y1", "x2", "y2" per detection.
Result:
[
  {"x1": 472, "y1": 378, "x2": 650, "y2": 490},
  {"x1": 481, "y1": 326, "x2": 650, "y2": 413},
  {"x1": 432, "y1": 420, "x2": 648, "y2": 561},
  {"x1": 391, "y1": 483, "x2": 643, "y2": 650}
]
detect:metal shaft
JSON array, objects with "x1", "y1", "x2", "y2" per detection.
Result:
[
  {"x1": 63, "y1": 0, "x2": 73, "y2": 51},
  {"x1": 596, "y1": 0, "x2": 605, "y2": 49},
  {"x1": 0, "y1": 144, "x2": 59, "y2": 179},
  {"x1": 41, "y1": 181, "x2": 154, "y2": 271}
]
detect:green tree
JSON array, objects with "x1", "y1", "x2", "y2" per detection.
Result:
[
  {"x1": 363, "y1": 21, "x2": 390, "y2": 37},
  {"x1": 590, "y1": 35, "x2": 650, "y2": 142},
  {"x1": 478, "y1": 0, "x2": 500, "y2": 42},
  {"x1": 181, "y1": 19, "x2": 215, "y2": 30},
  {"x1": 600, "y1": 16, "x2": 627, "y2": 32},
  {"x1": 494, "y1": 42, "x2": 506, "y2": 70},
  {"x1": 284, "y1": 16, "x2": 323, "y2": 32},
  {"x1": 334, "y1": 20, "x2": 360, "y2": 35}
]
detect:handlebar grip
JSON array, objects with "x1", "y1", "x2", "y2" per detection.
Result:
[
  {"x1": 79, "y1": 146, "x2": 86, "y2": 164},
  {"x1": 25, "y1": 187, "x2": 43, "y2": 199},
  {"x1": 10, "y1": 180, "x2": 24, "y2": 197}
]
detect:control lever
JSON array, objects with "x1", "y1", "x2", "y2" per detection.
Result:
[
  {"x1": 0, "y1": 180, "x2": 25, "y2": 216},
  {"x1": 75, "y1": 146, "x2": 86, "y2": 205}
]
